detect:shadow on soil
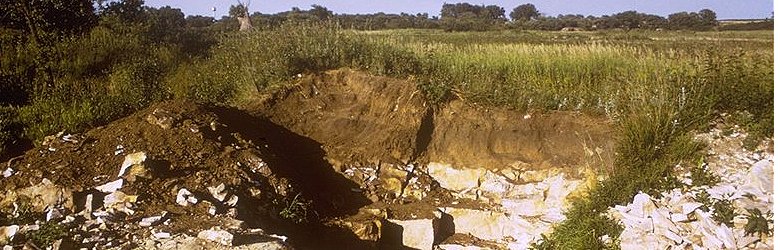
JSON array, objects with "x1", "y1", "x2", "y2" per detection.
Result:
[{"x1": 208, "y1": 106, "x2": 375, "y2": 249}]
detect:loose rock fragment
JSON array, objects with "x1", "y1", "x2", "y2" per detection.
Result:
[
  {"x1": 153, "y1": 231, "x2": 171, "y2": 239},
  {"x1": 46, "y1": 207, "x2": 63, "y2": 221},
  {"x1": 427, "y1": 162, "x2": 485, "y2": 192},
  {"x1": 103, "y1": 191, "x2": 138, "y2": 211},
  {"x1": 118, "y1": 152, "x2": 146, "y2": 177},
  {"x1": 176, "y1": 188, "x2": 196, "y2": 206},
  {"x1": 386, "y1": 219, "x2": 434, "y2": 250},
  {"x1": 442, "y1": 207, "x2": 524, "y2": 242},
  {"x1": 226, "y1": 195, "x2": 238, "y2": 207},
  {"x1": 197, "y1": 227, "x2": 233, "y2": 246},
  {"x1": 114, "y1": 145, "x2": 124, "y2": 155},
  {"x1": 146, "y1": 108, "x2": 177, "y2": 129},
  {"x1": 95, "y1": 179, "x2": 124, "y2": 193},
  {"x1": 140, "y1": 212, "x2": 167, "y2": 227},
  {"x1": 2, "y1": 168, "x2": 13, "y2": 178},
  {"x1": 0, "y1": 225, "x2": 19, "y2": 245},
  {"x1": 208, "y1": 183, "x2": 227, "y2": 202}
]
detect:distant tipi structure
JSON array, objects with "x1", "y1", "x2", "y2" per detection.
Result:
[{"x1": 237, "y1": 0, "x2": 253, "y2": 31}]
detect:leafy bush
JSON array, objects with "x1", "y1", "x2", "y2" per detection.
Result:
[
  {"x1": 702, "y1": 50, "x2": 773, "y2": 140},
  {"x1": 28, "y1": 222, "x2": 67, "y2": 247},
  {"x1": 745, "y1": 208, "x2": 772, "y2": 237}
]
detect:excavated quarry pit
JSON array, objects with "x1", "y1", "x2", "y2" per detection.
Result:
[
  {"x1": 0, "y1": 69, "x2": 615, "y2": 249},
  {"x1": 247, "y1": 69, "x2": 615, "y2": 249},
  {"x1": 252, "y1": 69, "x2": 614, "y2": 172}
]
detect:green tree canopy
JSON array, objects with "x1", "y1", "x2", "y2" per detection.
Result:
[{"x1": 510, "y1": 3, "x2": 540, "y2": 22}]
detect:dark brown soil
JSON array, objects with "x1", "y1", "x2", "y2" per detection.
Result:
[
  {"x1": 1, "y1": 100, "x2": 374, "y2": 249},
  {"x1": 253, "y1": 69, "x2": 614, "y2": 172},
  {"x1": 249, "y1": 68, "x2": 428, "y2": 166}
]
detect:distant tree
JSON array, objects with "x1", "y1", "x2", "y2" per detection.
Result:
[
  {"x1": 668, "y1": 10, "x2": 716, "y2": 30},
  {"x1": 699, "y1": 9, "x2": 717, "y2": 27},
  {"x1": 440, "y1": 3, "x2": 506, "y2": 31},
  {"x1": 185, "y1": 15, "x2": 215, "y2": 28},
  {"x1": 510, "y1": 3, "x2": 540, "y2": 22},
  {"x1": 309, "y1": 5, "x2": 333, "y2": 21},
  {"x1": 99, "y1": 0, "x2": 146, "y2": 23},
  {"x1": 612, "y1": 11, "x2": 643, "y2": 29},
  {"x1": 145, "y1": 6, "x2": 186, "y2": 44},
  {"x1": 0, "y1": 0, "x2": 97, "y2": 41}
]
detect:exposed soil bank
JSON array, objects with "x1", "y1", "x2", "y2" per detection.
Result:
[{"x1": 252, "y1": 68, "x2": 614, "y2": 172}]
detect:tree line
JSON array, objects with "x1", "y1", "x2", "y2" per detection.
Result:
[{"x1": 232, "y1": 3, "x2": 768, "y2": 32}]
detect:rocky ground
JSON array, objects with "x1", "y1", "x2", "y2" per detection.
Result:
[
  {"x1": 0, "y1": 70, "x2": 773, "y2": 249},
  {"x1": 609, "y1": 125, "x2": 774, "y2": 249}
]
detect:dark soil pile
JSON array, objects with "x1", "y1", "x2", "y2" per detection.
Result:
[{"x1": 0, "y1": 100, "x2": 374, "y2": 249}]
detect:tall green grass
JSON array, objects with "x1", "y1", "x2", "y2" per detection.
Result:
[{"x1": 166, "y1": 23, "x2": 423, "y2": 103}]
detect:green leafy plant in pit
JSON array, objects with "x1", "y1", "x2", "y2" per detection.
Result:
[
  {"x1": 711, "y1": 199, "x2": 737, "y2": 227},
  {"x1": 276, "y1": 193, "x2": 313, "y2": 224},
  {"x1": 0, "y1": 199, "x2": 39, "y2": 226},
  {"x1": 689, "y1": 158, "x2": 719, "y2": 187},
  {"x1": 692, "y1": 191, "x2": 737, "y2": 227},
  {"x1": 693, "y1": 191, "x2": 713, "y2": 212},
  {"x1": 745, "y1": 208, "x2": 772, "y2": 237},
  {"x1": 28, "y1": 221, "x2": 67, "y2": 247}
]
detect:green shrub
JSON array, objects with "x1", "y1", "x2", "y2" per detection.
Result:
[
  {"x1": 745, "y1": 208, "x2": 772, "y2": 237},
  {"x1": 28, "y1": 222, "x2": 67, "y2": 247},
  {"x1": 702, "y1": 50, "x2": 773, "y2": 139}
]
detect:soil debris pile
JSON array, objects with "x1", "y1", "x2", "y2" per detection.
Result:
[
  {"x1": 0, "y1": 101, "x2": 363, "y2": 249},
  {"x1": 252, "y1": 69, "x2": 615, "y2": 249}
]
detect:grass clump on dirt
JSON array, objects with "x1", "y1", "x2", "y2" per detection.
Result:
[{"x1": 28, "y1": 222, "x2": 68, "y2": 247}]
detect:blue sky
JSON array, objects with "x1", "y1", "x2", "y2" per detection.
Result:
[{"x1": 144, "y1": 0, "x2": 773, "y2": 20}]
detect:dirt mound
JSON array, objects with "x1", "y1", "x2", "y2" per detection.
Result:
[{"x1": 0, "y1": 100, "x2": 373, "y2": 249}]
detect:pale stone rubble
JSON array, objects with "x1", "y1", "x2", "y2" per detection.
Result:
[
  {"x1": 610, "y1": 128, "x2": 774, "y2": 249},
  {"x1": 1, "y1": 141, "x2": 288, "y2": 249},
  {"x1": 348, "y1": 161, "x2": 587, "y2": 250},
  {"x1": 357, "y1": 127, "x2": 772, "y2": 250},
  {"x1": 428, "y1": 163, "x2": 585, "y2": 249}
]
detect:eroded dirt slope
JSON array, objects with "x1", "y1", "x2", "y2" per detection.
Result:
[
  {"x1": 252, "y1": 69, "x2": 428, "y2": 166},
  {"x1": 255, "y1": 68, "x2": 614, "y2": 172},
  {"x1": 0, "y1": 101, "x2": 374, "y2": 249},
  {"x1": 426, "y1": 100, "x2": 614, "y2": 171}
]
